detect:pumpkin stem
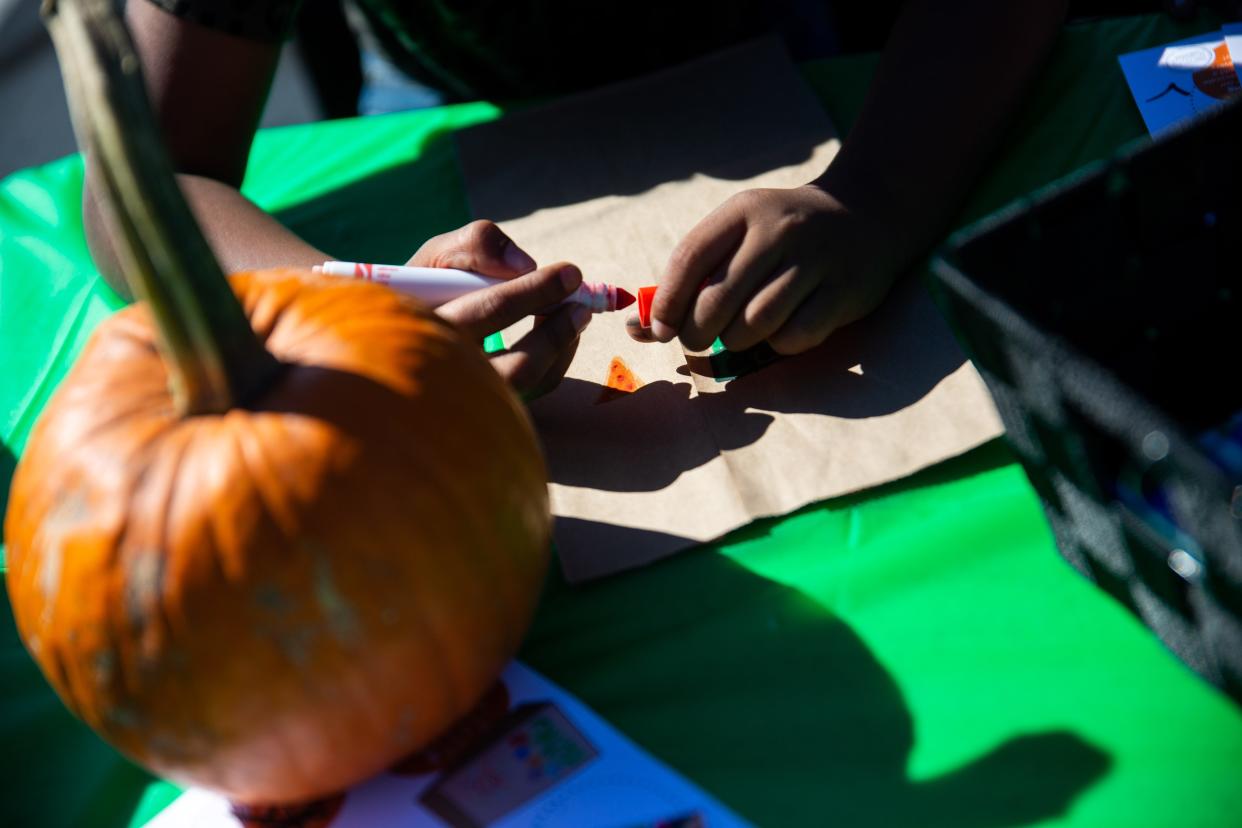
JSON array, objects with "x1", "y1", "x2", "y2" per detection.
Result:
[{"x1": 43, "y1": 0, "x2": 281, "y2": 415}]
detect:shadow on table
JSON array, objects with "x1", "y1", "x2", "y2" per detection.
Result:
[
  {"x1": 452, "y1": 37, "x2": 825, "y2": 221},
  {"x1": 1, "y1": 589, "x2": 155, "y2": 828},
  {"x1": 523, "y1": 548, "x2": 1111, "y2": 827},
  {"x1": 549, "y1": 437, "x2": 1015, "y2": 580}
]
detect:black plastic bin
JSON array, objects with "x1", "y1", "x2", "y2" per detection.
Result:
[{"x1": 929, "y1": 97, "x2": 1242, "y2": 704}]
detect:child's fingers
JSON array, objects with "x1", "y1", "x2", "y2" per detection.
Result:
[
  {"x1": 439, "y1": 263, "x2": 582, "y2": 341},
  {"x1": 719, "y1": 264, "x2": 818, "y2": 352},
  {"x1": 766, "y1": 284, "x2": 840, "y2": 355},
  {"x1": 489, "y1": 304, "x2": 591, "y2": 397},
  {"x1": 527, "y1": 327, "x2": 582, "y2": 399},
  {"x1": 409, "y1": 219, "x2": 537, "y2": 276},
  {"x1": 651, "y1": 204, "x2": 745, "y2": 342},
  {"x1": 677, "y1": 232, "x2": 778, "y2": 352}
]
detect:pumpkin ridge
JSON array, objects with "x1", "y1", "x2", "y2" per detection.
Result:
[
  {"x1": 371, "y1": 401, "x2": 517, "y2": 635},
  {"x1": 257, "y1": 274, "x2": 436, "y2": 367},
  {"x1": 258, "y1": 284, "x2": 355, "y2": 356},
  {"x1": 348, "y1": 437, "x2": 485, "y2": 735},
  {"x1": 33, "y1": 334, "x2": 170, "y2": 451},
  {"x1": 43, "y1": 635, "x2": 80, "y2": 719},
  {"x1": 141, "y1": 421, "x2": 198, "y2": 632},
  {"x1": 373, "y1": 405, "x2": 524, "y2": 739},
  {"x1": 203, "y1": 419, "x2": 261, "y2": 586},
  {"x1": 108, "y1": 424, "x2": 196, "y2": 718},
  {"x1": 229, "y1": 416, "x2": 320, "y2": 542},
  {"x1": 205, "y1": 402, "x2": 476, "y2": 770}
]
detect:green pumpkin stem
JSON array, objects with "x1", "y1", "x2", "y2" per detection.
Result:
[{"x1": 43, "y1": 0, "x2": 280, "y2": 416}]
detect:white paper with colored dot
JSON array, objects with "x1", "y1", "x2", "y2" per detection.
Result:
[{"x1": 144, "y1": 662, "x2": 750, "y2": 828}]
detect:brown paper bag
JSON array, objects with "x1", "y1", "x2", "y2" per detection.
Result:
[{"x1": 456, "y1": 38, "x2": 1002, "y2": 581}]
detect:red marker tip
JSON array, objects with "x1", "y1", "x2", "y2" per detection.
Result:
[{"x1": 614, "y1": 286, "x2": 636, "y2": 311}]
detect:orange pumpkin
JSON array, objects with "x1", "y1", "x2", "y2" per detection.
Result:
[{"x1": 5, "y1": 0, "x2": 550, "y2": 807}]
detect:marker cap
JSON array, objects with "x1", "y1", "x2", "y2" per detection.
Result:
[{"x1": 636, "y1": 286, "x2": 658, "y2": 328}]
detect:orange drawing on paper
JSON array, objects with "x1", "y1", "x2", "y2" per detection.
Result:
[
  {"x1": 1193, "y1": 43, "x2": 1241, "y2": 100},
  {"x1": 596, "y1": 356, "x2": 644, "y2": 403}
]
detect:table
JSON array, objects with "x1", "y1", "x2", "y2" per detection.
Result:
[{"x1": 3, "y1": 13, "x2": 1240, "y2": 828}]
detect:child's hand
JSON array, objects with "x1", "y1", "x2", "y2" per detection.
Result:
[
  {"x1": 413, "y1": 221, "x2": 590, "y2": 399},
  {"x1": 626, "y1": 185, "x2": 903, "y2": 354}
]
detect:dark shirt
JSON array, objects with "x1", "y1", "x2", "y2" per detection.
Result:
[{"x1": 143, "y1": 0, "x2": 865, "y2": 102}]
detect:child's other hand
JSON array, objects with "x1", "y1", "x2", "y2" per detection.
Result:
[
  {"x1": 626, "y1": 185, "x2": 904, "y2": 355},
  {"x1": 414, "y1": 221, "x2": 590, "y2": 399}
]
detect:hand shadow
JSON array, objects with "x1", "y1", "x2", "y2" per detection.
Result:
[
  {"x1": 522, "y1": 546, "x2": 1112, "y2": 827},
  {"x1": 272, "y1": 40, "x2": 825, "y2": 268},
  {"x1": 533, "y1": 277, "x2": 970, "y2": 493},
  {"x1": 453, "y1": 37, "x2": 824, "y2": 219}
]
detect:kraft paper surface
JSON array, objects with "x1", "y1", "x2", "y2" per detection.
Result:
[{"x1": 456, "y1": 38, "x2": 1002, "y2": 581}]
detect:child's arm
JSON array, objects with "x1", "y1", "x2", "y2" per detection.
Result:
[
  {"x1": 86, "y1": 2, "x2": 583, "y2": 399},
  {"x1": 84, "y1": 1, "x2": 316, "y2": 293},
  {"x1": 631, "y1": 0, "x2": 1068, "y2": 354}
]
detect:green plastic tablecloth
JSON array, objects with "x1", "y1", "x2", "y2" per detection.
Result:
[{"x1": 3, "y1": 14, "x2": 1241, "y2": 828}]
